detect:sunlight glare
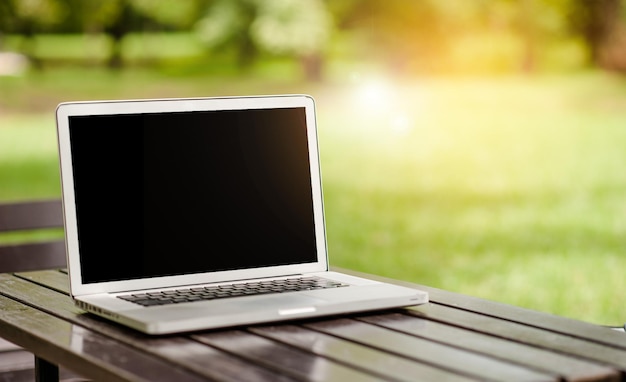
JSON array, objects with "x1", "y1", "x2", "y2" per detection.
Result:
[
  {"x1": 354, "y1": 79, "x2": 394, "y2": 113},
  {"x1": 390, "y1": 113, "x2": 411, "y2": 135},
  {"x1": 351, "y1": 77, "x2": 414, "y2": 135}
]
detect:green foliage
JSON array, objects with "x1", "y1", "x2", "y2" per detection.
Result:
[
  {"x1": 2, "y1": 0, "x2": 625, "y2": 74},
  {"x1": 251, "y1": 0, "x2": 331, "y2": 55},
  {"x1": 2, "y1": 0, "x2": 66, "y2": 30},
  {"x1": 195, "y1": 0, "x2": 332, "y2": 67},
  {"x1": 195, "y1": 0, "x2": 254, "y2": 50},
  {"x1": 335, "y1": 0, "x2": 603, "y2": 74},
  {"x1": 0, "y1": 0, "x2": 210, "y2": 33},
  {"x1": 131, "y1": 0, "x2": 203, "y2": 28}
]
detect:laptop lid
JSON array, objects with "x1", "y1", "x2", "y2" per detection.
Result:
[{"x1": 56, "y1": 95, "x2": 328, "y2": 298}]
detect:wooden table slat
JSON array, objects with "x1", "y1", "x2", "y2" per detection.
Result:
[
  {"x1": 306, "y1": 318, "x2": 557, "y2": 382},
  {"x1": 409, "y1": 303, "x2": 626, "y2": 372},
  {"x1": 336, "y1": 268, "x2": 626, "y2": 351},
  {"x1": 14, "y1": 269, "x2": 70, "y2": 295},
  {"x1": 249, "y1": 324, "x2": 480, "y2": 382},
  {"x1": 145, "y1": 337, "x2": 299, "y2": 382},
  {"x1": 0, "y1": 294, "x2": 206, "y2": 382},
  {"x1": 194, "y1": 329, "x2": 384, "y2": 382},
  {"x1": 359, "y1": 311, "x2": 620, "y2": 382},
  {"x1": 425, "y1": 290, "x2": 626, "y2": 350}
]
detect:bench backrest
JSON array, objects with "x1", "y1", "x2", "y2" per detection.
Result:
[{"x1": 0, "y1": 199, "x2": 66, "y2": 273}]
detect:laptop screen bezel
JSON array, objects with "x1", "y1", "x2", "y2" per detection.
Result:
[{"x1": 56, "y1": 95, "x2": 329, "y2": 297}]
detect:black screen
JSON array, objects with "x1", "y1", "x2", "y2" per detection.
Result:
[{"x1": 68, "y1": 107, "x2": 318, "y2": 284}]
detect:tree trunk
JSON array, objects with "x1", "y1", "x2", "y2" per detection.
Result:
[
  {"x1": 301, "y1": 53, "x2": 324, "y2": 82},
  {"x1": 520, "y1": 0, "x2": 537, "y2": 73},
  {"x1": 581, "y1": 0, "x2": 626, "y2": 72},
  {"x1": 105, "y1": 1, "x2": 133, "y2": 70}
]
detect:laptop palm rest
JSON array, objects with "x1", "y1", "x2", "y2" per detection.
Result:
[{"x1": 129, "y1": 294, "x2": 327, "y2": 320}]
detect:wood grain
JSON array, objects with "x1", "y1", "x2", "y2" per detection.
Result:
[
  {"x1": 250, "y1": 324, "x2": 479, "y2": 382},
  {"x1": 194, "y1": 329, "x2": 381, "y2": 382},
  {"x1": 359, "y1": 311, "x2": 619, "y2": 382},
  {"x1": 409, "y1": 303, "x2": 626, "y2": 373},
  {"x1": 306, "y1": 318, "x2": 557, "y2": 382},
  {"x1": 0, "y1": 295, "x2": 206, "y2": 382},
  {"x1": 332, "y1": 267, "x2": 626, "y2": 351}
]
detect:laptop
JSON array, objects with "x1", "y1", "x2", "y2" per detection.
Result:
[{"x1": 55, "y1": 94, "x2": 428, "y2": 335}]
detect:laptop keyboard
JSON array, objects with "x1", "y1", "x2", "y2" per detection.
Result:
[{"x1": 117, "y1": 276, "x2": 349, "y2": 307}]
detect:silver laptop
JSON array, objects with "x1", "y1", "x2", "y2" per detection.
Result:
[{"x1": 55, "y1": 94, "x2": 428, "y2": 335}]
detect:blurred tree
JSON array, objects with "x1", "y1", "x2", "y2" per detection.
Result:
[
  {"x1": 329, "y1": 0, "x2": 525, "y2": 73},
  {"x1": 75, "y1": 0, "x2": 208, "y2": 69},
  {"x1": 0, "y1": 0, "x2": 66, "y2": 68},
  {"x1": 252, "y1": 0, "x2": 331, "y2": 81},
  {"x1": 2, "y1": 0, "x2": 624, "y2": 74},
  {"x1": 131, "y1": 0, "x2": 210, "y2": 30},
  {"x1": 325, "y1": 0, "x2": 626, "y2": 75},
  {"x1": 195, "y1": 0, "x2": 332, "y2": 80},
  {"x1": 102, "y1": 0, "x2": 135, "y2": 69},
  {"x1": 511, "y1": 0, "x2": 578, "y2": 73},
  {"x1": 196, "y1": 0, "x2": 259, "y2": 68},
  {"x1": 1, "y1": 0, "x2": 209, "y2": 69},
  {"x1": 332, "y1": 0, "x2": 446, "y2": 73},
  {"x1": 574, "y1": 0, "x2": 626, "y2": 71}
]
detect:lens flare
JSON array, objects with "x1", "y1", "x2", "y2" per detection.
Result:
[
  {"x1": 354, "y1": 79, "x2": 394, "y2": 113},
  {"x1": 352, "y1": 77, "x2": 414, "y2": 135}
]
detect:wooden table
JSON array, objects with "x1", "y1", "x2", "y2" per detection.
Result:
[{"x1": 0, "y1": 268, "x2": 624, "y2": 382}]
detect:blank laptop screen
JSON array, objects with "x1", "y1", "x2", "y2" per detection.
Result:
[{"x1": 68, "y1": 107, "x2": 318, "y2": 284}]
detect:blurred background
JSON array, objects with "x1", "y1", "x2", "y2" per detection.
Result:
[{"x1": 0, "y1": 0, "x2": 624, "y2": 326}]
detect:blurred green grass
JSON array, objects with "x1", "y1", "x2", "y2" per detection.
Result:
[
  {"x1": 0, "y1": 115, "x2": 61, "y2": 199},
  {"x1": 317, "y1": 74, "x2": 626, "y2": 325},
  {"x1": 1, "y1": 43, "x2": 625, "y2": 325}
]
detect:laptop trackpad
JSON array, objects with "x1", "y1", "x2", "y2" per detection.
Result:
[{"x1": 244, "y1": 294, "x2": 326, "y2": 311}]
